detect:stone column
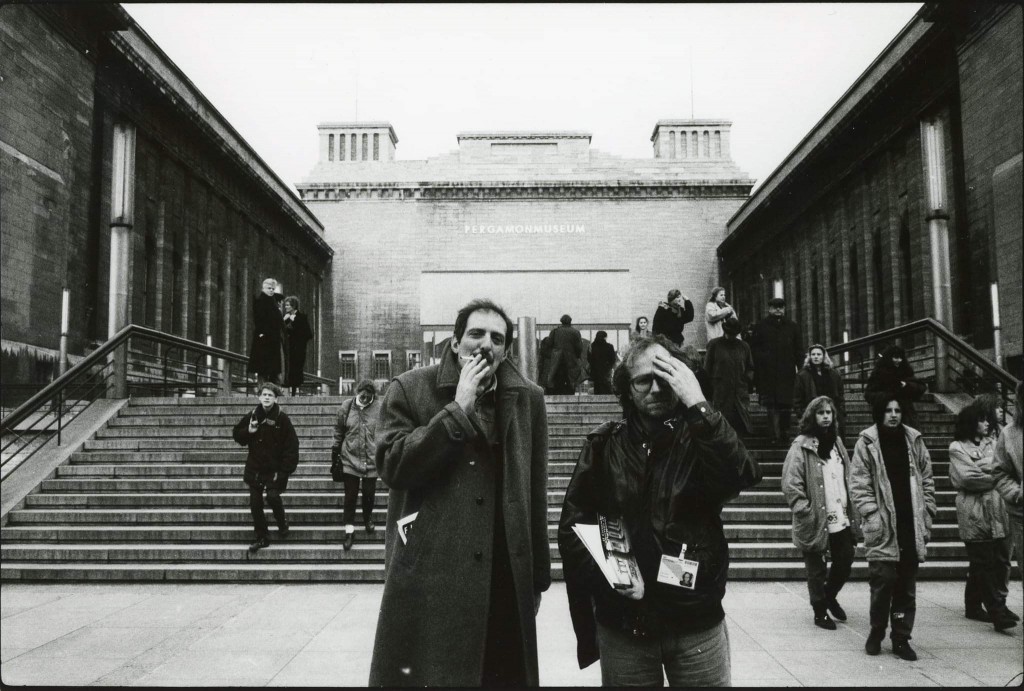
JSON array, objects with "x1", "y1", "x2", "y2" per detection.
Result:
[
  {"x1": 920, "y1": 116, "x2": 952, "y2": 391},
  {"x1": 517, "y1": 317, "x2": 539, "y2": 383},
  {"x1": 108, "y1": 122, "x2": 136, "y2": 398}
]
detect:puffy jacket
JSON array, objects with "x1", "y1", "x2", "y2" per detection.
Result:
[
  {"x1": 849, "y1": 424, "x2": 936, "y2": 562},
  {"x1": 992, "y1": 425, "x2": 1023, "y2": 521},
  {"x1": 948, "y1": 437, "x2": 1009, "y2": 542},
  {"x1": 558, "y1": 402, "x2": 761, "y2": 668},
  {"x1": 332, "y1": 397, "x2": 381, "y2": 479},
  {"x1": 232, "y1": 404, "x2": 299, "y2": 474},
  {"x1": 781, "y1": 434, "x2": 861, "y2": 553}
]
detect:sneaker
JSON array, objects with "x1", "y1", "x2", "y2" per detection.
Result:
[
  {"x1": 892, "y1": 640, "x2": 917, "y2": 661},
  {"x1": 343, "y1": 531, "x2": 355, "y2": 552},
  {"x1": 965, "y1": 607, "x2": 991, "y2": 622},
  {"x1": 814, "y1": 613, "x2": 837, "y2": 630},
  {"x1": 248, "y1": 536, "x2": 270, "y2": 553},
  {"x1": 826, "y1": 598, "x2": 848, "y2": 622},
  {"x1": 865, "y1": 630, "x2": 884, "y2": 656}
]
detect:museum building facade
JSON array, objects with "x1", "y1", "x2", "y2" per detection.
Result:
[{"x1": 297, "y1": 121, "x2": 754, "y2": 388}]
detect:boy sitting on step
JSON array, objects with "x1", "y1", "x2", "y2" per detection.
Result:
[{"x1": 233, "y1": 382, "x2": 299, "y2": 553}]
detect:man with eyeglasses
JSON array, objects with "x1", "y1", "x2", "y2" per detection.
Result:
[
  {"x1": 369, "y1": 298, "x2": 551, "y2": 687},
  {"x1": 559, "y1": 334, "x2": 761, "y2": 686}
]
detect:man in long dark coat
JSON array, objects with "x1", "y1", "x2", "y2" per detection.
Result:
[
  {"x1": 369, "y1": 298, "x2": 551, "y2": 687},
  {"x1": 704, "y1": 316, "x2": 755, "y2": 436},
  {"x1": 248, "y1": 278, "x2": 283, "y2": 385},
  {"x1": 751, "y1": 297, "x2": 803, "y2": 444},
  {"x1": 545, "y1": 314, "x2": 583, "y2": 395}
]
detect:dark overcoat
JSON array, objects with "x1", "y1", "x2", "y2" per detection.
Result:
[
  {"x1": 750, "y1": 316, "x2": 802, "y2": 404},
  {"x1": 248, "y1": 293, "x2": 283, "y2": 381},
  {"x1": 282, "y1": 311, "x2": 313, "y2": 388},
  {"x1": 704, "y1": 336, "x2": 754, "y2": 435},
  {"x1": 368, "y1": 352, "x2": 552, "y2": 687},
  {"x1": 545, "y1": 324, "x2": 583, "y2": 388},
  {"x1": 652, "y1": 299, "x2": 695, "y2": 345}
]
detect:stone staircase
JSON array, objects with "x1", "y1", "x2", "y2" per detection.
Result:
[{"x1": 0, "y1": 390, "x2": 981, "y2": 581}]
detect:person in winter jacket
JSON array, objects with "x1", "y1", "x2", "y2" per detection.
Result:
[
  {"x1": 232, "y1": 382, "x2": 299, "y2": 552},
  {"x1": 248, "y1": 278, "x2": 284, "y2": 386},
  {"x1": 587, "y1": 331, "x2": 617, "y2": 395},
  {"x1": 546, "y1": 314, "x2": 583, "y2": 395},
  {"x1": 281, "y1": 296, "x2": 314, "y2": 396},
  {"x1": 558, "y1": 334, "x2": 761, "y2": 686},
  {"x1": 782, "y1": 395, "x2": 859, "y2": 630},
  {"x1": 948, "y1": 400, "x2": 1018, "y2": 630},
  {"x1": 331, "y1": 379, "x2": 382, "y2": 551},
  {"x1": 704, "y1": 287, "x2": 736, "y2": 341},
  {"x1": 652, "y1": 289, "x2": 695, "y2": 346},
  {"x1": 992, "y1": 380, "x2": 1023, "y2": 571},
  {"x1": 793, "y1": 344, "x2": 846, "y2": 438},
  {"x1": 704, "y1": 317, "x2": 754, "y2": 437},
  {"x1": 368, "y1": 299, "x2": 550, "y2": 687},
  {"x1": 750, "y1": 297, "x2": 803, "y2": 444},
  {"x1": 849, "y1": 397, "x2": 936, "y2": 661},
  {"x1": 863, "y1": 345, "x2": 926, "y2": 426}
]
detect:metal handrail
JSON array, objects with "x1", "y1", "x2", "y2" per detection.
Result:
[
  {"x1": 826, "y1": 318, "x2": 1019, "y2": 388},
  {"x1": 2, "y1": 324, "x2": 333, "y2": 433}
]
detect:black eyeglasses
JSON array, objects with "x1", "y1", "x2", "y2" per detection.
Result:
[{"x1": 629, "y1": 373, "x2": 666, "y2": 394}]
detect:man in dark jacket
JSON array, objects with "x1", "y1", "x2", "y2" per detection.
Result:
[
  {"x1": 587, "y1": 330, "x2": 617, "y2": 394},
  {"x1": 546, "y1": 314, "x2": 583, "y2": 395},
  {"x1": 369, "y1": 299, "x2": 551, "y2": 687},
  {"x1": 652, "y1": 288, "x2": 695, "y2": 346},
  {"x1": 232, "y1": 382, "x2": 299, "y2": 552},
  {"x1": 751, "y1": 297, "x2": 803, "y2": 444},
  {"x1": 558, "y1": 334, "x2": 761, "y2": 686},
  {"x1": 864, "y1": 345, "x2": 926, "y2": 426}
]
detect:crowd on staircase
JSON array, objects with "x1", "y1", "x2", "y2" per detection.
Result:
[{"x1": 228, "y1": 286, "x2": 1022, "y2": 686}]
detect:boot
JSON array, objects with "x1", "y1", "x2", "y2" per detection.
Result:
[
  {"x1": 343, "y1": 531, "x2": 355, "y2": 551},
  {"x1": 865, "y1": 628, "x2": 884, "y2": 655},
  {"x1": 965, "y1": 606, "x2": 991, "y2": 622},
  {"x1": 248, "y1": 536, "x2": 270, "y2": 553},
  {"x1": 892, "y1": 639, "x2": 917, "y2": 661},
  {"x1": 278, "y1": 523, "x2": 290, "y2": 539},
  {"x1": 992, "y1": 611, "x2": 1018, "y2": 631},
  {"x1": 826, "y1": 598, "x2": 848, "y2": 622},
  {"x1": 813, "y1": 609, "x2": 837, "y2": 630},
  {"x1": 364, "y1": 517, "x2": 376, "y2": 534}
]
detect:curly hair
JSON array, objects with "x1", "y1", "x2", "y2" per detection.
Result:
[
  {"x1": 953, "y1": 400, "x2": 990, "y2": 442},
  {"x1": 612, "y1": 334, "x2": 688, "y2": 413}
]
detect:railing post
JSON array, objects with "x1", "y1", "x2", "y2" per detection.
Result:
[
  {"x1": 57, "y1": 388, "x2": 63, "y2": 446},
  {"x1": 111, "y1": 340, "x2": 128, "y2": 399},
  {"x1": 220, "y1": 359, "x2": 232, "y2": 395}
]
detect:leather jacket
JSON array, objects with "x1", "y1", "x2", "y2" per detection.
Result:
[{"x1": 558, "y1": 402, "x2": 761, "y2": 668}]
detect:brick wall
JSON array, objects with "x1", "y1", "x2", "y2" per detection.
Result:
[{"x1": 308, "y1": 195, "x2": 746, "y2": 381}]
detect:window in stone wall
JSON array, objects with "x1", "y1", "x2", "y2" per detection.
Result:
[
  {"x1": 372, "y1": 350, "x2": 392, "y2": 381},
  {"x1": 829, "y1": 255, "x2": 841, "y2": 344},
  {"x1": 691, "y1": 132, "x2": 698, "y2": 157},
  {"x1": 362, "y1": 134, "x2": 369, "y2": 161},
  {"x1": 339, "y1": 351, "x2": 357, "y2": 395},
  {"x1": 351, "y1": 134, "x2": 357, "y2": 160},
  {"x1": 714, "y1": 131, "x2": 722, "y2": 158},
  {"x1": 339, "y1": 133, "x2": 346, "y2": 161},
  {"x1": 406, "y1": 350, "x2": 422, "y2": 371},
  {"x1": 668, "y1": 131, "x2": 676, "y2": 159},
  {"x1": 871, "y1": 229, "x2": 886, "y2": 331},
  {"x1": 898, "y1": 211, "x2": 914, "y2": 322},
  {"x1": 702, "y1": 131, "x2": 710, "y2": 157},
  {"x1": 374, "y1": 133, "x2": 380, "y2": 160},
  {"x1": 329, "y1": 134, "x2": 335, "y2": 162}
]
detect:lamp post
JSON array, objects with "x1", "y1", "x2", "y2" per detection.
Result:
[
  {"x1": 921, "y1": 117, "x2": 952, "y2": 392},
  {"x1": 108, "y1": 122, "x2": 136, "y2": 398}
]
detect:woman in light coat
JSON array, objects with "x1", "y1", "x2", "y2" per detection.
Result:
[
  {"x1": 948, "y1": 400, "x2": 1017, "y2": 630},
  {"x1": 704, "y1": 287, "x2": 736, "y2": 341},
  {"x1": 992, "y1": 380, "x2": 1023, "y2": 572},
  {"x1": 782, "y1": 395, "x2": 859, "y2": 630},
  {"x1": 330, "y1": 379, "x2": 381, "y2": 551}
]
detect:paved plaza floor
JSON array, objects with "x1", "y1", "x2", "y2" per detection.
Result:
[{"x1": 1, "y1": 579, "x2": 1021, "y2": 687}]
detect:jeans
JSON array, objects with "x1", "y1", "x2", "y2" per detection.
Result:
[
  {"x1": 244, "y1": 470, "x2": 289, "y2": 538},
  {"x1": 803, "y1": 528, "x2": 855, "y2": 610},
  {"x1": 964, "y1": 538, "x2": 1012, "y2": 615},
  {"x1": 868, "y1": 550, "x2": 918, "y2": 641},
  {"x1": 1010, "y1": 518, "x2": 1024, "y2": 570},
  {"x1": 342, "y1": 474, "x2": 377, "y2": 525},
  {"x1": 596, "y1": 619, "x2": 731, "y2": 687}
]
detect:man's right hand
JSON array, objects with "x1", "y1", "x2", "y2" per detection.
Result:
[
  {"x1": 616, "y1": 580, "x2": 644, "y2": 601},
  {"x1": 248, "y1": 416, "x2": 259, "y2": 433},
  {"x1": 455, "y1": 354, "x2": 490, "y2": 413}
]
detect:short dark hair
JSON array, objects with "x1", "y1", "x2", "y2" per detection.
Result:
[
  {"x1": 953, "y1": 401, "x2": 989, "y2": 442},
  {"x1": 799, "y1": 396, "x2": 840, "y2": 436},
  {"x1": 284, "y1": 295, "x2": 300, "y2": 310},
  {"x1": 634, "y1": 316, "x2": 648, "y2": 332},
  {"x1": 768, "y1": 297, "x2": 786, "y2": 308},
  {"x1": 355, "y1": 378, "x2": 376, "y2": 396},
  {"x1": 453, "y1": 299, "x2": 515, "y2": 345},
  {"x1": 560, "y1": 314, "x2": 572, "y2": 325},
  {"x1": 723, "y1": 316, "x2": 742, "y2": 337},
  {"x1": 612, "y1": 334, "x2": 687, "y2": 413},
  {"x1": 667, "y1": 289, "x2": 682, "y2": 303}
]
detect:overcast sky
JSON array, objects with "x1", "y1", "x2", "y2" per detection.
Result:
[{"x1": 122, "y1": 3, "x2": 922, "y2": 192}]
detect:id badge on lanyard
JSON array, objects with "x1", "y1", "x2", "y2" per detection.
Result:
[{"x1": 657, "y1": 542, "x2": 699, "y2": 590}]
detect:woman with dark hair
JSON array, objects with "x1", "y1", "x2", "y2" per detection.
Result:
[
  {"x1": 281, "y1": 295, "x2": 314, "y2": 396},
  {"x1": 782, "y1": 395, "x2": 858, "y2": 630},
  {"x1": 704, "y1": 287, "x2": 736, "y2": 341},
  {"x1": 330, "y1": 379, "x2": 382, "y2": 551},
  {"x1": 794, "y1": 344, "x2": 846, "y2": 437},
  {"x1": 704, "y1": 316, "x2": 753, "y2": 436},
  {"x1": 864, "y1": 345, "x2": 926, "y2": 425},
  {"x1": 948, "y1": 400, "x2": 1017, "y2": 630},
  {"x1": 992, "y1": 380, "x2": 1023, "y2": 576},
  {"x1": 652, "y1": 289, "x2": 694, "y2": 346},
  {"x1": 629, "y1": 315, "x2": 652, "y2": 343},
  {"x1": 974, "y1": 392, "x2": 1007, "y2": 437},
  {"x1": 587, "y1": 331, "x2": 617, "y2": 395},
  {"x1": 248, "y1": 278, "x2": 284, "y2": 386}
]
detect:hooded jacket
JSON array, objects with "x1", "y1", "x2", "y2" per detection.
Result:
[
  {"x1": 948, "y1": 436, "x2": 1010, "y2": 542},
  {"x1": 781, "y1": 434, "x2": 861, "y2": 553},
  {"x1": 232, "y1": 403, "x2": 299, "y2": 474},
  {"x1": 558, "y1": 402, "x2": 761, "y2": 668},
  {"x1": 849, "y1": 424, "x2": 936, "y2": 562}
]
